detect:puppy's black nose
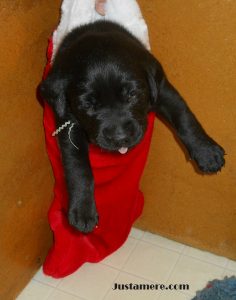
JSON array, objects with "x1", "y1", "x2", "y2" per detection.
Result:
[
  {"x1": 115, "y1": 134, "x2": 129, "y2": 145},
  {"x1": 103, "y1": 126, "x2": 129, "y2": 145}
]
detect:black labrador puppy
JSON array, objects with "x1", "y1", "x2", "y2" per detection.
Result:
[{"x1": 40, "y1": 21, "x2": 225, "y2": 233}]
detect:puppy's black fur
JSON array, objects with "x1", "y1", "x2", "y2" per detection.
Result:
[{"x1": 40, "y1": 21, "x2": 225, "y2": 233}]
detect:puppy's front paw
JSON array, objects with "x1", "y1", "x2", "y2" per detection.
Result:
[
  {"x1": 68, "y1": 203, "x2": 98, "y2": 233},
  {"x1": 191, "y1": 139, "x2": 225, "y2": 173}
]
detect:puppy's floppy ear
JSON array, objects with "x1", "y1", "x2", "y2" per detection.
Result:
[
  {"x1": 39, "y1": 72, "x2": 68, "y2": 118},
  {"x1": 146, "y1": 57, "x2": 165, "y2": 107}
]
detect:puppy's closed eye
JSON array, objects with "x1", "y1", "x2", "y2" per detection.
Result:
[
  {"x1": 121, "y1": 89, "x2": 137, "y2": 104},
  {"x1": 79, "y1": 97, "x2": 101, "y2": 113},
  {"x1": 127, "y1": 91, "x2": 136, "y2": 102}
]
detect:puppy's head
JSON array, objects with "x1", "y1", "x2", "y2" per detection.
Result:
[
  {"x1": 72, "y1": 62, "x2": 152, "y2": 152},
  {"x1": 40, "y1": 27, "x2": 163, "y2": 153}
]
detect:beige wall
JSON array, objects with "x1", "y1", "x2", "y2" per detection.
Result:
[
  {"x1": 0, "y1": 1, "x2": 61, "y2": 299},
  {"x1": 137, "y1": 0, "x2": 236, "y2": 260}
]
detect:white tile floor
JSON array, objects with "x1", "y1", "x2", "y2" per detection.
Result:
[{"x1": 17, "y1": 228, "x2": 235, "y2": 300}]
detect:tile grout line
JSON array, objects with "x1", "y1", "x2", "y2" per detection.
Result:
[
  {"x1": 32, "y1": 277, "x2": 62, "y2": 289},
  {"x1": 101, "y1": 237, "x2": 143, "y2": 300},
  {"x1": 132, "y1": 236, "x2": 230, "y2": 269},
  {"x1": 140, "y1": 232, "x2": 231, "y2": 268},
  {"x1": 44, "y1": 285, "x2": 58, "y2": 300},
  {"x1": 101, "y1": 236, "x2": 141, "y2": 270},
  {"x1": 100, "y1": 236, "x2": 139, "y2": 270},
  {"x1": 101, "y1": 269, "x2": 122, "y2": 300},
  {"x1": 138, "y1": 238, "x2": 190, "y2": 255},
  {"x1": 32, "y1": 273, "x2": 89, "y2": 300},
  {"x1": 156, "y1": 249, "x2": 196, "y2": 299},
  {"x1": 101, "y1": 261, "x2": 178, "y2": 286},
  {"x1": 119, "y1": 237, "x2": 140, "y2": 268},
  {"x1": 19, "y1": 279, "x2": 56, "y2": 300},
  {"x1": 182, "y1": 247, "x2": 229, "y2": 267},
  {"x1": 179, "y1": 253, "x2": 228, "y2": 269},
  {"x1": 162, "y1": 248, "x2": 184, "y2": 285},
  {"x1": 164, "y1": 248, "x2": 227, "y2": 298},
  {"x1": 54, "y1": 285, "x2": 90, "y2": 300},
  {"x1": 139, "y1": 236, "x2": 229, "y2": 268},
  {"x1": 129, "y1": 230, "x2": 146, "y2": 241}
]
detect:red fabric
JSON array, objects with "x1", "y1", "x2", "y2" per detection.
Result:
[{"x1": 42, "y1": 38, "x2": 155, "y2": 278}]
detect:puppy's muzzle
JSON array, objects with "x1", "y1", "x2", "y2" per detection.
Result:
[{"x1": 102, "y1": 121, "x2": 136, "y2": 147}]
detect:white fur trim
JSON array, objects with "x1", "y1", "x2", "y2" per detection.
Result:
[
  {"x1": 105, "y1": 0, "x2": 150, "y2": 50},
  {"x1": 52, "y1": 0, "x2": 150, "y2": 58}
]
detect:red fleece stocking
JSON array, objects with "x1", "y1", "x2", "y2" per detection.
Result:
[{"x1": 42, "y1": 38, "x2": 155, "y2": 278}]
